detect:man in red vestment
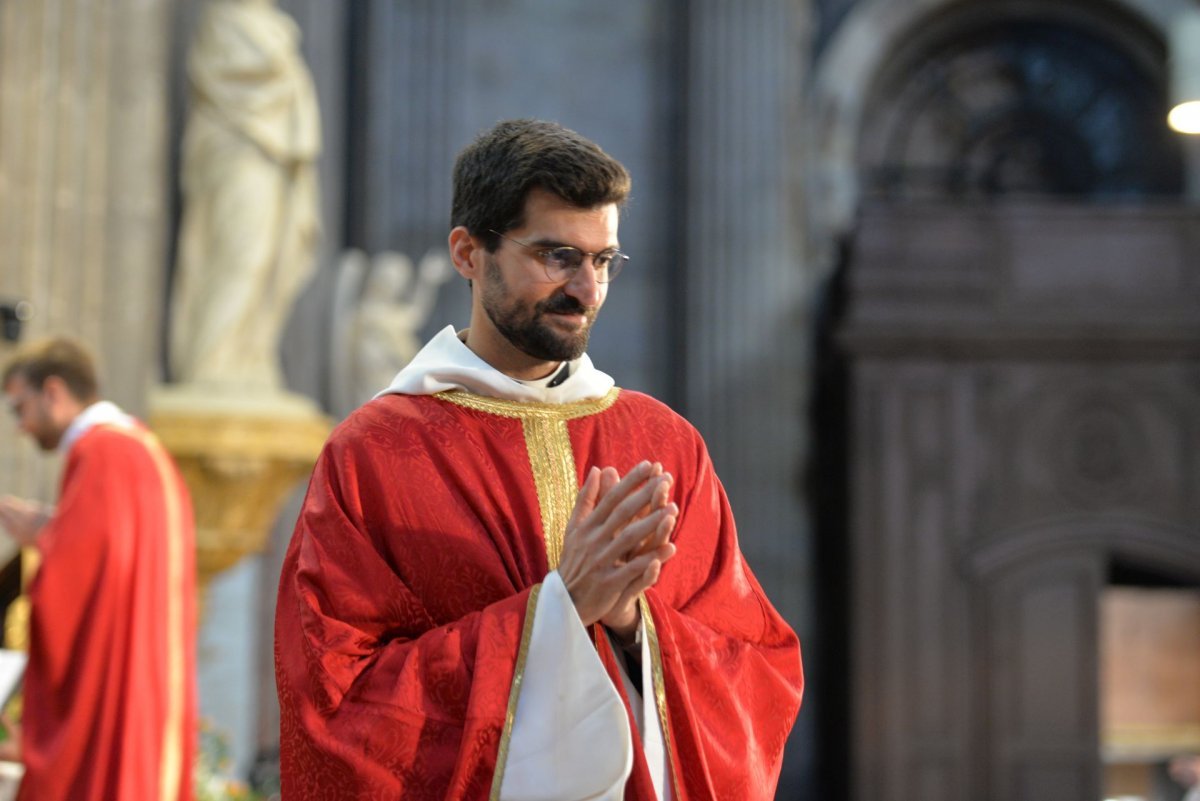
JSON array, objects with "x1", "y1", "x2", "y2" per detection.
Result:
[
  {"x1": 275, "y1": 119, "x2": 803, "y2": 800},
  {"x1": 0, "y1": 337, "x2": 196, "y2": 801}
]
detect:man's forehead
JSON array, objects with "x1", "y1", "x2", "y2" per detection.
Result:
[{"x1": 518, "y1": 194, "x2": 620, "y2": 243}]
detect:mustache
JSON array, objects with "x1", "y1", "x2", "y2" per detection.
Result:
[{"x1": 538, "y1": 293, "x2": 594, "y2": 316}]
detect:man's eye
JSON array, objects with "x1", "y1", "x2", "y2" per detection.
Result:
[
  {"x1": 544, "y1": 248, "x2": 580, "y2": 269},
  {"x1": 594, "y1": 251, "x2": 618, "y2": 268}
]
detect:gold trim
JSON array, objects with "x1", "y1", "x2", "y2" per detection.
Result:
[
  {"x1": 118, "y1": 426, "x2": 186, "y2": 801},
  {"x1": 436, "y1": 387, "x2": 620, "y2": 421},
  {"x1": 641, "y1": 595, "x2": 680, "y2": 799},
  {"x1": 437, "y1": 388, "x2": 619, "y2": 569},
  {"x1": 438, "y1": 389, "x2": 623, "y2": 793},
  {"x1": 490, "y1": 584, "x2": 542, "y2": 801},
  {"x1": 523, "y1": 417, "x2": 576, "y2": 569}
]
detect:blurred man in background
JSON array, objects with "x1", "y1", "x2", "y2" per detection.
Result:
[{"x1": 0, "y1": 337, "x2": 196, "y2": 801}]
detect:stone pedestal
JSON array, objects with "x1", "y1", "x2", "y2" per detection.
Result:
[{"x1": 148, "y1": 386, "x2": 331, "y2": 599}]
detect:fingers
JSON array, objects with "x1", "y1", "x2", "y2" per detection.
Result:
[
  {"x1": 602, "y1": 473, "x2": 671, "y2": 536},
  {"x1": 602, "y1": 501, "x2": 677, "y2": 565},
  {"x1": 598, "y1": 466, "x2": 620, "y2": 498},
  {"x1": 561, "y1": 460, "x2": 679, "y2": 627},
  {"x1": 636, "y1": 504, "x2": 679, "y2": 556},
  {"x1": 609, "y1": 545, "x2": 676, "y2": 610},
  {"x1": 589, "y1": 461, "x2": 659, "y2": 521},
  {"x1": 565, "y1": 467, "x2": 602, "y2": 532}
]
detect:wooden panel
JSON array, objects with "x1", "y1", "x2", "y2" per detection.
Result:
[
  {"x1": 852, "y1": 365, "x2": 972, "y2": 801},
  {"x1": 1101, "y1": 588, "x2": 1200, "y2": 757},
  {"x1": 987, "y1": 555, "x2": 1103, "y2": 801}
]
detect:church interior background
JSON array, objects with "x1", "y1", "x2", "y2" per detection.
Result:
[{"x1": 0, "y1": 0, "x2": 1198, "y2": 799}]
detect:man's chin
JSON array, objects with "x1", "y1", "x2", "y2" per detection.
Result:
[
  {"x1": 540, "y1": 315, "x2": 594, "y2": 356},
  {"x1": 520, "y1": 330, "x2": 590, "y2": 362}
]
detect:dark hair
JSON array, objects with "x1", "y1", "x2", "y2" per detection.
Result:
[
  {"x1": 1, "y1": 336, "x2": 99, "y2": 403},
  {"x1": 451, "y1": 119, "x2": 631, "y2": 250}
]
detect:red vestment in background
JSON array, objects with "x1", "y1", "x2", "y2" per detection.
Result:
[
  {"x1": 20, "y1": 423, "x2": 197, "y2": 801},
  {"x1": 275, "y1": 388, "x2": 802, "y2": 800}
]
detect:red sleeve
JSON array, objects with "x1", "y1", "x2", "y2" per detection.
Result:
[
  {"x1": 275, "y1": 434, "x2": 534, "y2": 801},
  {"x1": 648, "y1": 434, "x2": 803, "y2": 801}
]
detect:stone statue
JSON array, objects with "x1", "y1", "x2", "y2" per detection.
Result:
[
  {"x1": 170, "y1": 0, "x2": 321, "y2": 393},
  {"x1": 331, "y1": 249, "x2": 453, "y2": 417}
]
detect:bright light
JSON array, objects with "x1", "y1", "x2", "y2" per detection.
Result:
[
  {"x1": 1169, "y1": 11, "x2": 1200, "y2": 132},
  {"x1": 1168, "y1": 100, "x2": 1200, "y2": 134}
]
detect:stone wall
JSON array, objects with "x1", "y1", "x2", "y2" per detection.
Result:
[{"x1": 0, "y1": 0, "x2": 172, "y2": 508}]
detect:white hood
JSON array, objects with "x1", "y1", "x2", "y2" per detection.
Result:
[{"x1": 375, "y1": 325, "x2": 614, "y2": 405}]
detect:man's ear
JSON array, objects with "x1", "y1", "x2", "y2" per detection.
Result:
[
  {"x1": 448, "y1": 226, "x2": 483, "y2": 283},
  {"x1": 41, "y1": 375, "x2": 83, "y2": 420}
]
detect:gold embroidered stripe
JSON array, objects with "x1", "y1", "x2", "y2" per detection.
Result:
[
  {"x1": 521, "y1": 417, "x2": 576, "y2": 569},
  {"x1": 114, "y1": 426, "x2": 187, "y2": 801},
  {"x1": 435, "y1": 390, "x2": 623, "y2": 793},
  {"x1": 641, "y1": 595, "x2": 681, "y2": 799},
  {"x1": 489, "y1": 584, "x2": 542, "y2": 801},
  {"x1": 436, "y1": 388, "x2": 620, "y2": 570}
]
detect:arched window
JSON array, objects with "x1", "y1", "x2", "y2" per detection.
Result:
[{"x1": 859, "y1": 11, "x2": 1184, "y2": 199}]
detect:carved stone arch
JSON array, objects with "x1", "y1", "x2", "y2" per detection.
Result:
[
  {"x1": 967, "y1": 514, "x2": 1200, "y2": 581},
  {"x1": 958, "y1": 515, "x2": 1200, "y2": 801},
  {"x1": 804, "y1": 0, "x2": 1198, "y2": 276},
  {"x1": 821, "y1": 3, "x2": 1200, "y2": 801}
]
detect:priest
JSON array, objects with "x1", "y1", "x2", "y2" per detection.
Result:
[
  {"x1": 275, "y1": 119, "x2": 802, "y2": 800},
  {"x1": 0, "y1": 337, "x2": 196, "y2": 801}
]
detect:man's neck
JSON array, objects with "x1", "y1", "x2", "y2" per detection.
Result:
[{"x1": 460, "y1": 327, "x2": 561, "y2": 382}]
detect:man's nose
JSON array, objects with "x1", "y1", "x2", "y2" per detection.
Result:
[{"x1": 563, "y1": 259, "x2": 603, "y2": 307}]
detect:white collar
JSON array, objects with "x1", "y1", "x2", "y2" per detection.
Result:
[
  {"x1": 376, "y1": 325, "x2": 614, "y2": 404},
  {"x1": 59, "y1": 401, "x2": 135, "y2": 455}
]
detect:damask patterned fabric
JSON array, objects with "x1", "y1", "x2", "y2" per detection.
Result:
[{"x1": 275, "y1": 388, "x2": 802, "y2": 800}]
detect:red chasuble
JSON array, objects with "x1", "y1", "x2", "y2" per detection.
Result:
[
  {"x1": 276, "y1": 388, "x2": 802, "y2": 800},
  {"x1": 19, "y1": 423, "x2": 197, "y2": 801}
]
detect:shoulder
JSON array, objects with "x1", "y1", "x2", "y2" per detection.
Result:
[
  {"x1": 321, "y1": 393, "x2": 467, "y2": 460},
  {"x1": 612, "y1": 388, "x2": 678, "y2": 416},
  {"x1": 606, "y1": 389, "x2": 707, "y2": 453},
  {"x1": 63, "y1": 424, "x2": 166, "y2": 490},
  {"x1": 334, "y1": 394, "x2": 438, "y2": 434},
  {"x1": 70, "y1": 423, "x2": 154, "y2": 462},
  {"x1": 611, "y1": 389, "x2": 697, "y2": 431}
]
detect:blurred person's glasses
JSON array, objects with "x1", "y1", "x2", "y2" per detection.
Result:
[{"x1": 489, "y1": 230, "x2": 629, "y2": 283}]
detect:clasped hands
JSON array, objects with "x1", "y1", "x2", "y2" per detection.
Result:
[{"x1": 557, "y1": 461, "x2": 678, "y2": 644}]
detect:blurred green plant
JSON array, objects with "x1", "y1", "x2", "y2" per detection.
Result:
[{"x1": 195, "y1": 721, "x2": 262, "y2": 801}]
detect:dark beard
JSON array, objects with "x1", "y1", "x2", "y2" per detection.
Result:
[{"x1": 482, "y1": 261, "x2": 597, "y2": 362}]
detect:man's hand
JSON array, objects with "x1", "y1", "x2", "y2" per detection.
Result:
[
  {"x1": 558, "y1": 462, "x2": 678, "y2": 635},
  {"x1": 0, "y1": 496, "x2": 51, "y2": 547},
  {"x1": 1171, "y1": 755, "x2": 1200, "y2": 788},
  {"x1": 0, "y1": 712, "x2": 20, "y2": 763}
]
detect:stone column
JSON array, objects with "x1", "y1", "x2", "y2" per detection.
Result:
[
  {"x1": 350, "y1": 0, "x2": 460, "y2": 256},
  {"x1": 679, "y1": 1, "x2": 812, "y2": 793},
  {"x1": 0, "y1": 0, "x2": 172, "y2": 523}
]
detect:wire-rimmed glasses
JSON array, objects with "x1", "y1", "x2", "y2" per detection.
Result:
[{"x1": 489, "y1": 230, "x2": 629, "y2": 283}]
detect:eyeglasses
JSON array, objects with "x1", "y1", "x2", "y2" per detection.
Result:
[
  {"x1": 489, "y1": 230, "x2": 629, "y2": 283},
  {"x1": 7, "y1": 390, "x2": 36, "y2": 419}
]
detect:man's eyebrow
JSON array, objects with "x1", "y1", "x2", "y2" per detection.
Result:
[
  {"x1": 525, "y1": 238, "x2": 575, "y2": 249},
  {"x1": 527, "y1": 238, "x2": 621, "y2": 251}
]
